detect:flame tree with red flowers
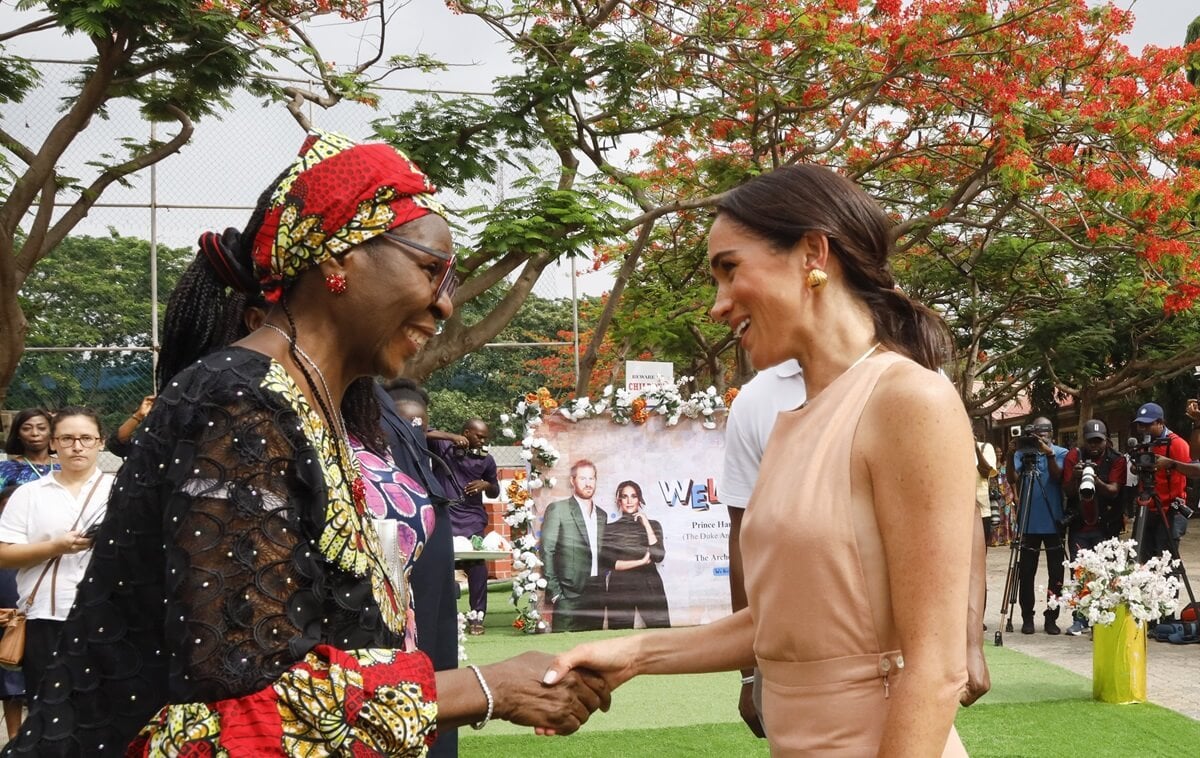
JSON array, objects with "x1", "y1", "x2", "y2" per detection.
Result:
[{"x1": 385, "y1": 0, "x2": 1200, "y2": 423}]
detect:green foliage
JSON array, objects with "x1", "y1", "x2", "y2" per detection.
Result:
[
  {"x1": 0, "y1": 49, "x2": 39, "y2": 104},
  {"x1": 8, "y1": 230, "x2": 191, "y2": 429},
  {"x1": 470, "y1": 180, "x2": 625, "y2": 259},
  {"x1": 1187, "y1": 15, "x2": 1200, "y2": 86},
  {"x1": 424, "y1": 287, "x2": 575, "y2": 432}
]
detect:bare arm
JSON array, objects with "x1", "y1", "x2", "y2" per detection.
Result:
[
  {"x1": 1042, "y1": 439, "x2": 1063, "y2": 481},
  {"x1": 1156, "y1": 455, "x2": 1200, "y2": 479},
  {"x1": 544, "y1": 606, "x2": 756, "y2": 689},
  {"x1": 861, "y1": 364, "x2": 973, "y2": 755},
  {"x1": 427, "y1": 430, "x2": 468, "y2": 446},
  {"x1": 0, "y1": 534, "x2": 90, "y2": 569},
  {"x1": 961, "y1": 518, "x2": 990, "y2": 706},
  {"x1": 728, "y1": 505, "x2": 766, "y2": 736},
  {"x1": 434, "y1": 653, "x2": 610, "y2": 733},
  {"x1": 114, "y1": 395, "x2": 156, "y2": 444}
]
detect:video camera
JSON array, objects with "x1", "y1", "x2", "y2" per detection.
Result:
[
  {"x1": 1127, "y1": 435, "x2": 1163, "y2": 476},
  {"x1": 1009, "y1": 423, "x2": 1047, "y2": 454}
]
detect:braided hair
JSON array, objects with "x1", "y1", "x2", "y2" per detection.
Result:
[
  {"x1": 715, "y1": 165, "x2": 951, "y2": 370},
  {"x1": 158, "y1": 170, "x2": 284, "y2": 391},
  {"x1": 158, "y1": 169, "x2": 383, "y2": 452}
]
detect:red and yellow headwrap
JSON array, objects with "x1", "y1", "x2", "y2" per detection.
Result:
[{"x1": 251, "y1": 130, "x2": 443, "y2": 303}]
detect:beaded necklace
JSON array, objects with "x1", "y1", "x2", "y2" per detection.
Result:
[{"x1": 263, "y1": 323, "x2": 366, "y2": 509}]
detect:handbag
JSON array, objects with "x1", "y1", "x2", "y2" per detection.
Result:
[
  {"x1": 0, "y1": 606, "x2": 27, "y2": 670},
  {"x1": 0, "y1": 559, "x2": 56, "y2": 670},
  {"x1": 0, "y1": 473, "x2": 107, "y2": 670}
]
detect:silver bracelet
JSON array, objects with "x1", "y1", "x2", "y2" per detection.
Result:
[
  {"x1": 467, "y1": 664, "x2": 493, "y2": 730},
  {"x1": 740, "y1": 674, "x2": 755, "y2": 686}
]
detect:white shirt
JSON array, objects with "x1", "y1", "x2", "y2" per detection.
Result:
[
  {"x1": 722, "y1": 360, "x2": 808, "y2": 509},
  {"x1": 0, "y1": 469, "x2": 112, "y2": 620},
  {"x1": 576, "y1": 498, "x2": 600, "y2": 576},
  {"x1": 975, "y1": 442, "x2": 998, "y2": 518}
]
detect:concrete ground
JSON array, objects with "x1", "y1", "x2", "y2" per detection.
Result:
[{"x1": 983, "y1": 524, "x2": 1200, "y2": 721}]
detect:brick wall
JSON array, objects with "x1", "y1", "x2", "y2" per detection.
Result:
[{"x1": 481, "y1": 465, "x2": 524, "y2": 579}]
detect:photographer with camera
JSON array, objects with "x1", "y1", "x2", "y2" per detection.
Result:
[
  {"x1": 1061, "y1": 420, "x2": 1127, "y2": 636},
  {"x1": 1130, "y1": 402, "x2": 1191, "y2": 562},
  {"x1": 1006, "y1": 417, "x2": 1069, "y2": 635}
]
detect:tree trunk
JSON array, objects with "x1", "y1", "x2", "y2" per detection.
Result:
[
  {"x1": 0, "y1": 289, "x2": 27, "y2": 409},
  {"x1": 1075, "y1": 388, "x2": 1096, "y2": 442}
]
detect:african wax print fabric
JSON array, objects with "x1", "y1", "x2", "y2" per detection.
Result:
[
  {"x1": 351, "y1": 434, "x2": 438, "y2": 655},
  {"x1": 2, "y1": 348, "x2": 436, "y2": 757},
  {"x1": 251, "y1": 130, "x2": 443, "y2": 302}
]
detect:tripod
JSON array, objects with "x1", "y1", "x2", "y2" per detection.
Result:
[
  {"x1": 995, "y1": 450, "x2": 1039, "y2": 646},
  {"x1": 1131, "y1": 472, "x2": 1199, "y2": 621}
]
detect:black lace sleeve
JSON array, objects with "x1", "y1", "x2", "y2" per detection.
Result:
[{"x1": 4, "y1": 348, "x2": 407, "y2": 757}]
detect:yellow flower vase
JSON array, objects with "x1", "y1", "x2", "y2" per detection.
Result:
[{"x1": 1091, "y1": 604, "x2": 1146, "y2": 704}]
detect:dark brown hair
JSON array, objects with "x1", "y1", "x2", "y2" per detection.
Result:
[
  {"x1": 615, "y1": 480, "x2": 645, "y2": 508},
  {"x1": 715, "y1": 164, "x2": 951, "y2": 370},
  {"x1": 51, "y1": 405, "x2": 103, "y2": 437}
]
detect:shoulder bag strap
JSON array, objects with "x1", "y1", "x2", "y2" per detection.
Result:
[{"x1": 25, "y1": 473, "x2": 108, "y2": 617}]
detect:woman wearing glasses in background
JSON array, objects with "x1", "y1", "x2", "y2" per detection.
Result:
[
  {"x1": 3, "y1": 132, "x2": 607, "y2": 757},
  {"x1": 0, "y1": 407, "x2": 112, "y2": 703}
]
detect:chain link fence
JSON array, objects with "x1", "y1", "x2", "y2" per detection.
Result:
[{"x1": 5, "y1": 60, "x2": 583, "y2": 436}]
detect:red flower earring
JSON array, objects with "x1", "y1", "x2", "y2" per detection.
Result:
[{"x1": 324, "y1": 273, "x2": 348, "y2": 294}]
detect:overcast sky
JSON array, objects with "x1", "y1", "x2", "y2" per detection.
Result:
[{"x1": 0, "y1": 0, "x2": 1196, "y2": 298}]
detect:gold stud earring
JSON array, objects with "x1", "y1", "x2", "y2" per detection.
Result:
[{"x1": 806, "y1": 269, "x2": 828, "y2": 289}]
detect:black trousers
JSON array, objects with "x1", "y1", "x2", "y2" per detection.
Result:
[
  {"x1": 23, "y1": 619, "x2": 64, "y2": 705},
  {"x1": 1018, "y1": 533, "x2": 1064, "y2": 622},
  {"x1": 605, "y1": 568, "x2": 671, "y2": 630},
  {"x1": 411, "y1": 506, "x2": 459, "y2": 758}
]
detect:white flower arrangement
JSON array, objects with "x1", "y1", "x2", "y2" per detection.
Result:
[
  {"x1": 1049, "y1": 538, "x2": 1181, "y2": 625},
  {"x1": 499, "y1": 382, "x2": 733, "y2": 631},
  {"x1": 456, "y1": 612, "x2": 468, "y2": 661}
]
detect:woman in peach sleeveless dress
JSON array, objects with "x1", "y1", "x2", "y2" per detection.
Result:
[
  {"x1": 743, "y1": 349, "x2": 968, "y2": 755},
  {"x1": 547, "y1": 164, "x2": 976, "y2": 756}
]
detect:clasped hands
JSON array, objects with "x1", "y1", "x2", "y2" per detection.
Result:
[
  {"x1": 484, "y1": 651, "x2": 612, "y2": 735},
  {"x1": 479, "y1": 642, "x2": 636, "y2": 736}
]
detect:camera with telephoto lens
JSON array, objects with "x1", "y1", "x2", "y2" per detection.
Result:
[{"x1": 1078, "y1": 464, "x2": 1097, "y2": 500}]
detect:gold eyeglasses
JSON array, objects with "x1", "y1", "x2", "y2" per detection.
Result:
[{"x1": 379, "y1": 232, "x2": 458, "y2": 301}]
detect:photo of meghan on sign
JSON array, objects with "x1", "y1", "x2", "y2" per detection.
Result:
[
  {"x1": 531, "y1": 413, "x2": 731, "y2": 633},
  {"x1": 601, "y1": 480, "x2": 671, "y2": 630}
]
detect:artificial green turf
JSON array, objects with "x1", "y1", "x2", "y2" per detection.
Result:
[
  {"x1": 956, "y1": 700, "x2": 1200, "y2": 756},
  {"x1": 461, "y1": 723, "x2": 771, "y2": 757},
  {"x1": 458, "y1": 587, "x2": 1200, "y2": 755}
]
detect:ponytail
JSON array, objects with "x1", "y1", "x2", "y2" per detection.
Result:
[
  {"x1": 717, "y1": 165, "x2": 953, "y2": 371},
  {"x1": 864, "y1": 287, "x2": 952, "y2": 371}
]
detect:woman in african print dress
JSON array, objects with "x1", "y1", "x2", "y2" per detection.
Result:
[{"x1": 3, "y1": 132, "x2": 607, "y2": 757}]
